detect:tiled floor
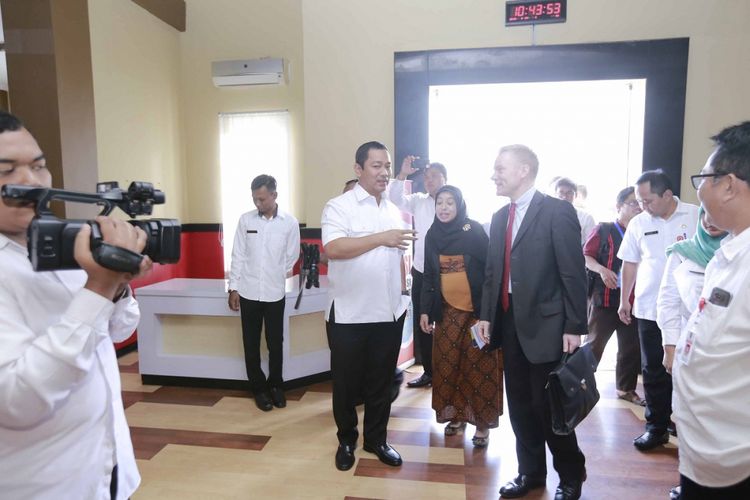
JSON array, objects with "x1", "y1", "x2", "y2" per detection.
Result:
[{"x1": 119, "y1": 352, "x2": 678, "y2": 499}]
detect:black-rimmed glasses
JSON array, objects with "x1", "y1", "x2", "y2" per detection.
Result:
[{"x1": 691, "y1": 173, "x2": 725, "y2": 190}]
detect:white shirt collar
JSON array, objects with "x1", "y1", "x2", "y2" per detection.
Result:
[
  {"x1": 514, "y1": 185, "x2": 537, "y2": 210},
  {"x1": 717, "y1": 226, "x2": 750, "y2": 262},
  {"x1": 353, "y1": 182, "x2": 383, "y2": 204}
]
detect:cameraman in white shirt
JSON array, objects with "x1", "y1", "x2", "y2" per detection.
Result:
[{"x1": 0, "y1": 111, "x2": 149, "y2": 499}]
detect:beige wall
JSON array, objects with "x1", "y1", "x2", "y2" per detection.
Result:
[
  {"x1": 89, "y1": 0, "x2": 185, "y2": 220},
  {"x1": 180, "y1": 0, "x2": 304, "y2": 223},
  {"x1": 89, "y1": 0, "x2": 750, "y2": 224},
  {"x1": 301, "y1": 0, "x2": 750, "y2": 219}
]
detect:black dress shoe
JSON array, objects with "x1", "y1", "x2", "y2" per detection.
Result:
[
  {"x1": 363, "y1": 442, "x2": 402, "y2": 466},
  {"x1": 406, "y1": 373, "x2": 432, "y2": 388},
  {"x1": 253, "y1": 391, "x2": 273, "y2": 412},
  {"x1": 499, "y1": 474, "x2": 546, "y2": 498},
  {"x1": 554, "y1": 479, "x2": 583, "y2": 500},
  {"x1": 335, "y1": 444, "x2": 356, "y2": 471},
  {"x1": 269, "y1": 386, "x2": 286, "y2": 408},
  {"x1": 633, "y1": 430, "x2": 670, "y2": 451}
]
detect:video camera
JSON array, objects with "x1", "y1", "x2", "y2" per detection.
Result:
[{"x1": 0, "y1": 181, "x2": 181, "y2": 274}]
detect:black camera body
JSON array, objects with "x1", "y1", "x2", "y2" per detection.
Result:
[{"x1": 1, "y1": 181, "x2": 181, "y2": 273}]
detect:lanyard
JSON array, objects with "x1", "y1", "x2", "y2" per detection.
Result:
[{"x1": 614, "y1": 220, "x2": 625, "y2": 239}]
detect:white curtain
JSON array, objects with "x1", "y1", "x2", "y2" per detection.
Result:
[{"x1": 219, "y1": 111, "x2": 290, "y2": 275}]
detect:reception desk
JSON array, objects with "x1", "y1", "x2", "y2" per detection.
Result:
[{"x1": 135, "y1": 277, "x2": 331, "y2": 385}]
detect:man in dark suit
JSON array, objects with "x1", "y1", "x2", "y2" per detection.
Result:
[{"x1": 477, "y1": 144, "x2": 588, "y2": 500}]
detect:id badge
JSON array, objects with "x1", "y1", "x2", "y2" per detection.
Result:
[{"x1": 677, "y1": 328, "x2": 696, "y2": 366}]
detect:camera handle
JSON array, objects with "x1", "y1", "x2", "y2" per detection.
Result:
[
  {"x1": 1, "y1": 185, "x2": 118, "y2": 216},
  {"x1": 89, "y1": 222, "x2": 144, "y2": 274}
]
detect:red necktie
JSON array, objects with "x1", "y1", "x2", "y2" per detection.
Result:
[{"x1": 501, "y1": 202, "x2": 516, "y2": 312}]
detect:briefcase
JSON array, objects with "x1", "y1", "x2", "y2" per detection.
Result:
[{"x1": 546, "y1": 343, "x2": 600, "y2": 436}]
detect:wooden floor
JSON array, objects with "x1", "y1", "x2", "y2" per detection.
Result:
[{"x1": 119, "y1": 352, "x2": 678, "y2": 500}]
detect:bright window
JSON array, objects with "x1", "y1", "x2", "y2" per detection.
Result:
[
  {"x1": 428, "y1": 79, "x2": 646, "y2": 224},
  {"x1": 219, "y1": 111, "x2": 290, "y2": 274}
]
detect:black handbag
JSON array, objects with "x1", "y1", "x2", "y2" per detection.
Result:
[{"x1": 546, "y1": 343, "x2": 600, "y2": 436}]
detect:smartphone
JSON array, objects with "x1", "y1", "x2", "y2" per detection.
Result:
[{"x1": 412, "y1": 157, "x2": 429, "y2": 169}]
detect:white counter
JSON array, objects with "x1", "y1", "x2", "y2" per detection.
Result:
[{"x1": 135, "y1": 276, "x2": 331, "y2": 384}]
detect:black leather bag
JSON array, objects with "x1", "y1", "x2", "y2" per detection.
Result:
[{"x1": 546, "y1": 343, "x2": 600, "y2": 436}]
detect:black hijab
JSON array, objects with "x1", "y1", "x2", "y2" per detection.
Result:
[{"x1": 426, "y1": 185, "x2": 487, "y2": 261}]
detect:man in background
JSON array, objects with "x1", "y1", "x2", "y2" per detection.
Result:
[
  {"x1": 228, "y1": 174, "x2": 300, "y2": 412},
  {"x1": 553, "y1": 177, "x2": 596, "y2": 245},
  {"x1": 389, "y1": 157, "x2": 447, "y2": 388},
  {"x1": 617, "y1": 170, "x2": 698, "y2": 451},
  {"x1": 583, "y1": 186, "x2": 644, "y2": 406}
]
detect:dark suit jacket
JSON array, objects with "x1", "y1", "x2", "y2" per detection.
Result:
[{"x1": 480, "y1": 190, "x2": 588, "y2": 364}]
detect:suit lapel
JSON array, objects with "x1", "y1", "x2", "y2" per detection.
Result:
[{"x1": 512, "y1": 191, "x2": 544, "y2": 250}]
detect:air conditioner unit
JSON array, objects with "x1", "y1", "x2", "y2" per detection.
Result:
[{"x1": 212, "y1": 58, "x2": 285, "y2": 87}]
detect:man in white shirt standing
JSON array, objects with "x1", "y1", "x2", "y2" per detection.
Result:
[
  {"x1": 228, "y1": 175, "x2": 300, "y2": 412},
  {"x1": 617, "y1": 170, "x2": 699, "y2": 451},
  {"x1": 553, "y1": 177, "x2": 596, "y2": 245},
  {"x1": 673, "y1": 121, "x2": 750, "y2": 498},
  {"x1": 389, "y1": 157, "x2": 447, "y2": 388},
  {"x1": 0, "y1": 111, "x2": 147, "y2": 499},
  {"x1": 322, "y1": 141, "x2": 416, "y2": 471}
]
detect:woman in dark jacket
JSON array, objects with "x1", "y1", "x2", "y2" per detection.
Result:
[{"x1": 420, "y1": 185, "x2": 503, "y2": 447}]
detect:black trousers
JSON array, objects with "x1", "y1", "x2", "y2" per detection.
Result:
[
  {"x1": 637, "y1": 318, "x2": 672, "y2": 433},
  {"x1": 680, "y1": 474, "x2": 750, "y2": 499},
  {"x1": 587, "y1": 303, "x2": 640, "y2": 392},
  {"x1": 239, "y1": 296, "x2": 285, "y2": 393},
  {"x1": 500, "y1": 299, "x2": 586, "y2": 480},
  {"x1": 411, "y1": 268, "x2": 432, "y2": 376},
  {"x1": 326, "y1": 304, "x2": 405, "y2": 447}
]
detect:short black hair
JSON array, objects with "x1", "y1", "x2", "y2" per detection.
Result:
[
  {"x1": 426, "y1": 162, "x2": 447, "y2": 181},
  {"x1": 636, "y1": 169, "x2": 673, "y2": 196},
  {"x1": 616, "y1": 186, "x2": 635, "y2": 206},
  {"x1": 553, "y1": 177, "x2": 577, "y2": 193},
  {"x1": 251, "y1": 174, "x2": 277, "y2": 192},
  {"x1": 355, "y1": 141, "x2": 388, "y2": 168},
  {"x1": 0, "y1": 111, "x2": 24, "y2": 134},
  {"x1": 710, "y1": 121, "x2": 750, "y2": 185}
]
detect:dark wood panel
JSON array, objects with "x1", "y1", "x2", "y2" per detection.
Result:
[{"x1": 130, "y1": 426, "x2": 269, "y2": 460}]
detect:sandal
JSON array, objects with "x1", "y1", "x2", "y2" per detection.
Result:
[
  {"x1": 444, "y1": 421, "x2": 466, "y2": 436},
  {"x1": 617, "y1": 390, "x2": 646, "y2": 407},
  {"x1": 472, "y1": 428, "x2": 490, "y2": 448}
]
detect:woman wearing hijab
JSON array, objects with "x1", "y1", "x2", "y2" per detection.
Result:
[
  {"x1": 656, "y1": 206, "x2": 728, "y2": 500},
  {"x1": 420, "y1": 185, "x2": 502, "y2": 448}
]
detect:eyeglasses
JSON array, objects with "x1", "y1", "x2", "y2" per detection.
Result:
[
  {"x1": 691, "y1": 173, "x2": 725, "y2": 190},
  {"x1": 624, "y1": 200, "x2": 640, "y2": 207}
]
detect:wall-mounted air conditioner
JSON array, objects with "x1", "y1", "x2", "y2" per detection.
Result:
[{"x1": 212, "y1": 58, "x2": 285, "y2": 87}]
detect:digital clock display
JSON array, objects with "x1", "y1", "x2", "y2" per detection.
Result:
[{"x1": 506, "y1": 0, "x2": 567, "y2": 26}]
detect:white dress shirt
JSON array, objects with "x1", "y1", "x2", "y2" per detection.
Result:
[
  {"x1": 322, "y1": 183, "x2": 409, "y2": 323},
  {"x1": 228, "y1": 207, "x2": 300, "y2": 302},
  {"x1": 656, "y1": 253, "x2": 705, "y2": 346},
  {"x1": 577, "y1": 208, "x2": 596, "y2": 246},
  {"x1": 672, "y1": 228, "x2": 750, "y2": 487},
  {"x1": 0, "y1": 234, "x2": 140, "y2": 500},
  {"x1": 617, "y1": 197, "x2": 699, "y2": 321},
  {"x1": 388, "y1": 178, "x2": 435, "y2": 273}
]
